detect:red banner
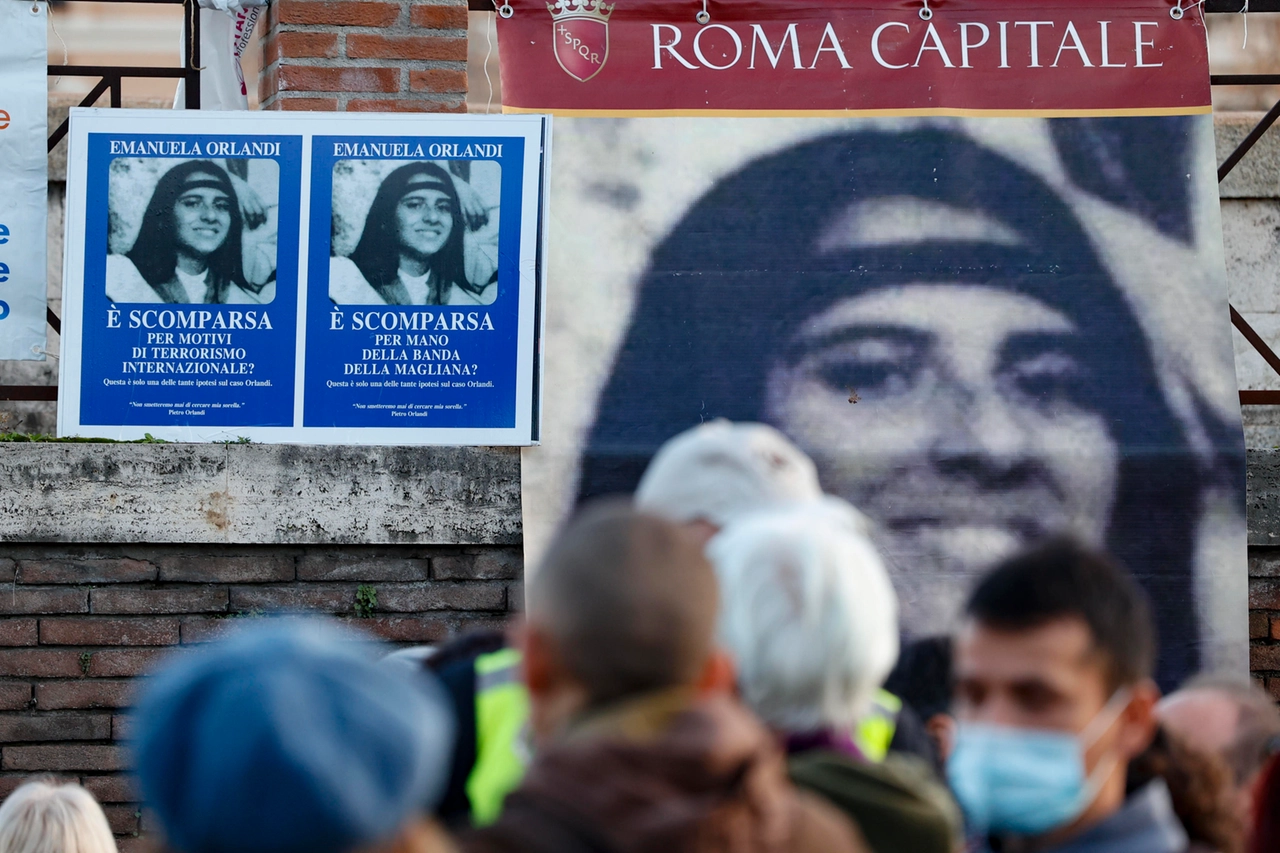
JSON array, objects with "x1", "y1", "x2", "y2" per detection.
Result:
[{"x1": 499, "y1": 0, "x2": 1210, "y2": 115}]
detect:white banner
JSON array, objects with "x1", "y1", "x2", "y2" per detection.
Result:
[
  {"x1": 175, "y1": 6, "x2": 265, "y2": 112},
  {"x1": 0, "y1": 0, "x2": 48, "y2": 360}
]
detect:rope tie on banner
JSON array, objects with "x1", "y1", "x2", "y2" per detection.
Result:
[
  {"x1": 696, "y1": 0, "x2": 709, "y2": 25},
  {"x1": 45, "y1": 1, "x2": 69, "y2": 87},
  {"x1": 919, "y1": 0, "x2": 932, "y2": 21},
  {"x1": 1171, "y1": 1, "x2": 1184, "y2": 19},
  {"x1": 186, "y1": 0, "x2": 206, "y2": 71},
  {"x1": 495, "y1": 0, "x2": 513, "y2": 20},
  {"x1": 1242, "y1": 0, "x2": 1250, "y2": 50},
  {"x1": 484, "y1": 9, "x2": 497, "y2": 112}
]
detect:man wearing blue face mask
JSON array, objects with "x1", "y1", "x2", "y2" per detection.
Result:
[{"x1": 948, "y1": 538, "x2": 1200, "y2": 853}]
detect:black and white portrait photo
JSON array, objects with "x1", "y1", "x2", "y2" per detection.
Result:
[
  {"x1": 524, "y1": 116, "x2": 1248, "y2": 688},
  {"x1": 328, "y1": 159, "x2": 500, "y2": 307},
  {"x1": 105, "y1": 157, "x2": 279, "y2": 305}
]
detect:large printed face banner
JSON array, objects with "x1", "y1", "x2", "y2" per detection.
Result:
[
  {"x1": 503, "y1": 1, "x2": 1248, "y2": 686},
  {"x1": 58, "y1": 110, "x2": 549, "y2": 445}
]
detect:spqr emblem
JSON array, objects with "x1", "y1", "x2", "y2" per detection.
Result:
[{"x1": 547, "y1": 0, "x2": 614, "y2": 83}]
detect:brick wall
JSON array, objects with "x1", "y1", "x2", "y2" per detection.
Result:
[
  {"x1": 259, "y1": 0, "x2": 469, "y2": 111},
  {"x1": 1251, "y1": 546, "x2": 1280, "y2": 698},
  {"x1": 0, "y1": 543, "x2": 520, "y2": 848}
]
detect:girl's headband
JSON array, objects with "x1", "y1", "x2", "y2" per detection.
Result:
[
  {"x1": 402, "y1": 172, "x2": 452, "y2": 196},
  {"x1": 179, "y1": 173, "x2": 230, "y2": 194}
]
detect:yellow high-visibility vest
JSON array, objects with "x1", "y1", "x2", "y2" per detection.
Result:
[
  {"x1": 855, "y1": 689, "x2": 902, "y2": 763},
  {"x1": 466, "y1": 648, "x2": 531, "y2": 826}
]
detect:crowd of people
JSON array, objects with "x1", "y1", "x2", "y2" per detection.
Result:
[{"x1": 0, "y1": 420, "x2": 1277, "y2": 853}]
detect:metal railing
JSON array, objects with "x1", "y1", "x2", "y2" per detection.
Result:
[
  {"x1": 1215, "y1": 61, "x2": 1280, "y2": 405},
  {"x1": 47, "y1": 0, "x2": 202, "y2": 150},
  {"x1": 5, "y1": 1, "x2": 1280, "y2": 406},
  {"x1": 0, "y1": 0, "x2": 199, "y2": 403}
]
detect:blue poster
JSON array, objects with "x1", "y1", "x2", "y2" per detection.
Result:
[
  {"x1": 75, "y1": 131, "x2": 301, "y2": 428},
  {"x1": 59, "y1": 110, "x2": 548, "y2": 444},
  {"x1": 303, "y1": 137, "x2": 525, "y2": 430}
]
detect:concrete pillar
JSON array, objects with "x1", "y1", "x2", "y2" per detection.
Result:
[{"x1": 258, "y1": 0, "x2": 469, "y2": 111}]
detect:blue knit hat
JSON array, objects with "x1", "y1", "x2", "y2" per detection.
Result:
[{"x1": 132, "y1": 619, "x2": 455, "y2": 853}]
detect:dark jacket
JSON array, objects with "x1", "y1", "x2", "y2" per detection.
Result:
[
  {"x1": 425, "y1": 631, "x2": 511, "y2": 827},
  {"x1": 460, "y1": 691, "x2": 867, "y2": 853},
  {"x1": 789, "y1": 749, "x2": 963, "y2": 853}
]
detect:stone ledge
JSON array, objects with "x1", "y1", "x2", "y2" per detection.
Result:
[
  {"x1": 0, "y1": 444, "x2": 520, "y2": 546},
  {"x1": 1217, "y1": 112, "x2": 1280, "y2": 200},
  {"x1": 48, "y1": 98, "x2": 172, "y2": 184},
  {"x1": 1248, "y1": 448, "x2": 1280, "y2": 545}
]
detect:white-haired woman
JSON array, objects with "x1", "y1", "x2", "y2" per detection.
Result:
[
  {"x1": 0, "y1": 780, "x2": 117, "y2": 853},
  {"x1": 708, "y1": 499, "x2": 961, "y2": 853}
]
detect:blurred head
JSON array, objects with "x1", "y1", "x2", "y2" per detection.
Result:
[
  {"x1": 709, "y1": 498, "x2": 897, "y2": 734},
  {"x1": 0, "y1": 781, "x2": 117, "y2": 853},
  {"x1": 635, "y1": 420, "x2": 825, "y2": 542},
  {"x1": 383, "y1": 645, "x2": 440, "y2": 669},
  {"x1": 129, "y1": 160, "x2": 245, "y2": 294},
  {"x1": 350, "y1": 163, "x2": 466, "y2": 297},
  {"x1": 133, "y1": 619, "x2": 456, "y2": 853},
  {"x1": 950, "y1": 538, "x2": 1160, "y2": 839},
  {"x1": 1252, "y1": 753, "x2": 1280, "y2": 853},
  {"x1": 522, "y1": 500, "x2": 725, "y2": 741},
  {"x1": 1127, "y1": 726, "x2": 1244, "y2": 853},
  {"x1": 1158, "y1": 674, "x2": 1280, "y2": 827},
  {"x1": 884, "y1": 636, "x2": 956, "y2": 761}
]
